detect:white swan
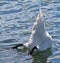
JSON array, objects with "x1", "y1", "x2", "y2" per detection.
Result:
[
  {"x1": 24, "y1": 11, "x2": 52, "y2": 51},
  {"x1": 12, "y1": 10, "x2": 53, "y2": 55}
]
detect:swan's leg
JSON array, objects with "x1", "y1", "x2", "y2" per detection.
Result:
[
  {"x1": 12, "y1": 44, "x2": 24, "y2": 49},
  {"x1": 29, "y1": 46, "x2": 37, "y2": 55},
  {"x1": 12, "y1": 44, "x2": 37, "y2": 55}
]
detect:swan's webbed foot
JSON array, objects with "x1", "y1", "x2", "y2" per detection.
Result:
[
  {"x1": 12, "y1": 44, "x2": 24, "y2": 49},
  {"x1": 12, "y1": 44, "x2": 38, "y2": 55},
  {"x1": 29, "y1": 46, "x2": 37, "y2": 55}
]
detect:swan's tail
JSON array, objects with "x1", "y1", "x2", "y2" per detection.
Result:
[
  {"x1": 37, "y1": 8, "x2": 43, "y2": 19},
  {"x1": 39, "y1": 8, "x2": 42, "y2": 17}
]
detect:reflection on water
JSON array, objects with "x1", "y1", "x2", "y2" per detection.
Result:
[
  {"x1": 32, "y1": 48, "x2": 52, "y2": 63},
  {"x1": 0, "y1": 0, "x2": 60, "y2": 63}
]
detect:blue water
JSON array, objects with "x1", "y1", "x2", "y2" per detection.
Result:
[{"x1": 0, "y1": 0, "x2": 60, "y2": 63}]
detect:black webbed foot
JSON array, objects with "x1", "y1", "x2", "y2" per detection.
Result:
[
  {"x1": 12, "y1": 44, "x2": 24, "y2": 49},
  {"x1": 29, "y1": 46, "x2": 37, "y2": 55}
]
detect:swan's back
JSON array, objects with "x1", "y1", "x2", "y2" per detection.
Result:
[{"x1": 24, "y1": 11, "x2": 52, "y2": 51}]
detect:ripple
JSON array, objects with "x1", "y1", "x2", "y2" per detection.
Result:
[
  {"x1": 0, "y1": 0, "x2": 60, "y2": 63},
  {"x1": 0, "y1": 9, "x2": 22, "y2": 15}
]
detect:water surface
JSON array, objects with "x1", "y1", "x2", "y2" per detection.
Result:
[{"x1": 0, "y1": 0, "x2": 60, "y2": 63}]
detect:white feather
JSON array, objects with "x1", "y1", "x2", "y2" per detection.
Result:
[{"x1": 24, "y1": 11, "x2": 53, "y2": 51}]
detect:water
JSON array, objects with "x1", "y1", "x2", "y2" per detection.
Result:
[{"x1": 0, "y1": 0, "x2": 60, "y2": 63}]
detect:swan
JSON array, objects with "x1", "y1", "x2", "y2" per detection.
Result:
[{"x1": 12, "y1": 10, "x2": 53, "y2": 55}]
